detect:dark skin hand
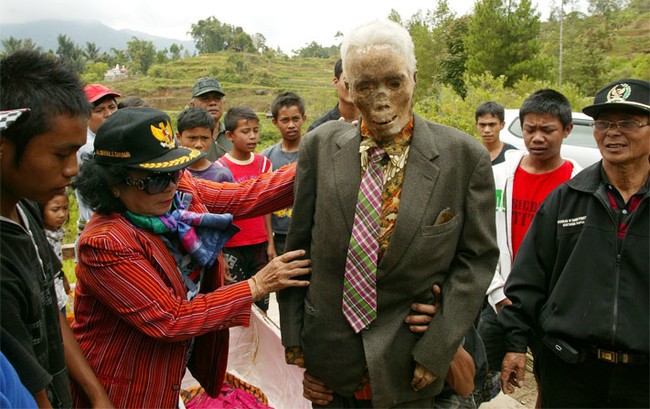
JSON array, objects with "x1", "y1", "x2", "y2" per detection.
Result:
[{"x1": 302, "y1": 284, "x2": 442, "y2": 405}]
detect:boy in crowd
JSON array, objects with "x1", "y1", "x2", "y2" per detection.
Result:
[
  {"x1": 262, "y1": 92, "x2": 306, "y2": 255},
  {"x1": 0, "y1": 50, "x2": 112, "y2": 407},
  {"x1": 479, "y1": 89, "x2": 582, "y2": 404},
  {"x1": 475, "y1": 101, "x2": 517, "y2": 165},
  {"x1": 176, "y1": 106, "x2": 234, "y2": 183},
  {"x1": 75, "y1": 83, "x2": 121, "y2": 236},
  {"x1": 216, "y1": 107, "x2": 273, "y2": 311}
]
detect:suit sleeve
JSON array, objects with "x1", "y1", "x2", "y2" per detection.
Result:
[
  {"x1": 277, "y1": 133, "x2": 317, "y2": 347},
  {"x1": 499, "y1": 194, "x2": 559, "y2": 353},
  {"x1": 412, "y1": 150, "x2": 499, "y2": 378}
]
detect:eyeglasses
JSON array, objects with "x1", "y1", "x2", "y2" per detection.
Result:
[
  {"x1": 591, "y1": 120, "x2": 649, "y2": 132},
  {"x1": 125, "y1": 170, "x2": 181, "y2": 194}
]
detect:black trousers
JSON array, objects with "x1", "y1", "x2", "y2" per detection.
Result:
[
  {"x1": 477, "y1": 305, "x2": 507, "y2": 373},
  {"x1": 537, "y1": 342, "x2": 649, "y2": 408},
  {"x1": 313, "y1": 392, "x2": 435, "y2": 408}
]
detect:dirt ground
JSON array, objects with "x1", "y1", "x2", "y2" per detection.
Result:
[
  {"x1": 509, "y1": 374, "x2": 538, "y2": 408},
  {"x1": 481, "y1": 363, "x2": 538, "y2": 409}
]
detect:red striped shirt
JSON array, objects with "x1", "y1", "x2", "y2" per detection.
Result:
[{"x1": 71, "y1": 163, "x2": 295, "y2": 408}]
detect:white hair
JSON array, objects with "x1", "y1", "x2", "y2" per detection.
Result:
[{"x1": 341, "y1": 19, "x2": 417, "y2": 79}]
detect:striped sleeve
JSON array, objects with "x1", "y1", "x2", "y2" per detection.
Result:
[
  {"x1": 187, "y1": 162, "x2": 296, "y2": 220},
  {"x1": 77, "y1": 225, "x2": 252, "y2": 341}
]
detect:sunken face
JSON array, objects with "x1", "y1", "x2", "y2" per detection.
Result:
[{"x1": 346, "y1": 46, "x2": 415, "y2": 141}]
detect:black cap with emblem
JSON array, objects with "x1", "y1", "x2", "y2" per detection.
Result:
[{"x1": 583, "y1": 79, "x2": 650, "y2": 118}]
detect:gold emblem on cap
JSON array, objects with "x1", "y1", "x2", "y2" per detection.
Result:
[
  {"x1": 150, "y1": 120, "x2": 175, "y2": 149},
  {"x1": 138, "y1": 149, "x2": 202, "y2": 169},
  {"x1": 607, "y1": 83, "x2": 632, "y2": 102}
]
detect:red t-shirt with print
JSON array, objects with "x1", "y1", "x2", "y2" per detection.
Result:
[{"x1": 511, "y1": 160, "x2": 573, "y2": 258}]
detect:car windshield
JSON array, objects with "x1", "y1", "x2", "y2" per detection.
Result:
[{"x1": 507, "y1": 117, "x2": 597, "y2": 149}]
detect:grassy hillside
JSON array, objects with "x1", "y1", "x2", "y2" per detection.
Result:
[{"x1": 105, "y1": 53, "x2": 340, "y2": 149}]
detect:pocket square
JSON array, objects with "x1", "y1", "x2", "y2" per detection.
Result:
[{"x1": 435, "y1": 208, "x2": 454, "y2": 225}]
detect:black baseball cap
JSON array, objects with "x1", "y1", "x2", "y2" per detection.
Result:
[
  {"x1": 94, "y1": 107, "x2": 204, "y2": 172},
  {"x1": 192, "y1": 77, "x2": 225, "y2": 98},
  {"x1": 582, "y1": 79, "x2": 650, "y2": 118}
]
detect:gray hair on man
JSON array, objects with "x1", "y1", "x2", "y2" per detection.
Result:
[{"x1": 341, "y1": 19, "x2": 417, "y2": 80}]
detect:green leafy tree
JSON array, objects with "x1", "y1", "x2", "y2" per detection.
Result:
[
  {"x1": 126, "y1": 37, "x2": 156, "y2": 75},
  {"x1": 588, "y1": 0, "x2": 624, "y2": 20},
  {"x1": 388, "y1": 9, "x2": 403, "y2": 24},
  {"x1": 229, "y1": 27, "x2": 255, "y2": 52},
  {"x1": 82, "y1": 61, "x2": 109, "y2": 82},
  {"x1": 252, "y1": 33, "x2": 267, "y2": 54},
  {"x1": 294, "y1": 41, "x2": 332, "y2": 58},
  {"x1": 439, "y1": 15, "x2": 470, "y2": 98},
  {"x1": 56, "y1": 34, "x2": 86, "y2": 73},
  {"x1": 465, "y1": 0, "x2": 547, "y2": 86},
  {"x1": 1, "y1": 36, "x2": 41, "y2": 55},
  {"x1": 169, "y1": 44, "x2": 184, "y2": 60},
  {"x1": 541, "y1": 8, "x2": 613, "y2": 95},
  {"x1": 84, "y1": 42, "x2": 101, "y2": 61},
  {"x1": 109, "y1": 48, "x2": 128, "y2": 66},
  {"x1": 190, "y1": 17, "x2": 233, "y2": 54},
  {"x1": 408, "y1": 11, "x2": 440, "y2": 100},
  {"x1": 156, "y1": 48, "x2": 169, "y2": 64}
]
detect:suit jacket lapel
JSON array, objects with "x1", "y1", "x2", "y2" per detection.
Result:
[
  {"x1": 379, "y1": 115, "x2": 440, "y2": 273},
  {"x1": 333, "y1": 129, "x2": 362, "y2": 233}
]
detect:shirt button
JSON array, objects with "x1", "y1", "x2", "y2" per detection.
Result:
[
  {"x1": 172, "y1": 384, "x2": 180, "y2": 391},
  {"x1": 622, "y1": 209, "x2": 628, "y2": 215}
]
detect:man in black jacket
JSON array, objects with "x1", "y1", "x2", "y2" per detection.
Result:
[
  {"x1": 499, "y1": 79, "x2": 649, "y2": 408},
  {"x1": 1, "y1": 50, "x2": 113, "y2": 408}
]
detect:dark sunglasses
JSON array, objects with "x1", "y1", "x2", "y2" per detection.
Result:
[{"x1": 125, "y1": 170, "x2": 181, "y2": 194}]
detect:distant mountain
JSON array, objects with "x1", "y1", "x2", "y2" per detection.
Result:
[{"x1": 0, "y1": 19, "x2": 195, "y2": 54}]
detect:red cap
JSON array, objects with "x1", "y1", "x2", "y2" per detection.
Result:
[{"x1": 84, "y1": 84, "x2": 121, "y2": 104}]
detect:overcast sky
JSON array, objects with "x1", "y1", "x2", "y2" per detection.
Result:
[{"x1": 1, "y1": 0, "x2": 579, "y2": 53}]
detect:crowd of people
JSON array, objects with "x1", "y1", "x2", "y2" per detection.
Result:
[{"x1": 1, "y1": 17, "x2": 648, "y2": 409}]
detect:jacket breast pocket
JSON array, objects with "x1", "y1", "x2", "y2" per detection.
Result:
[{"x1": 420, "y1": 215, "x2": 459, "y2": 237}]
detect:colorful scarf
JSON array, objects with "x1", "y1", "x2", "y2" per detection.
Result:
[{"x1": 125, "y1": 192, "x2": 239, "y2": 267}]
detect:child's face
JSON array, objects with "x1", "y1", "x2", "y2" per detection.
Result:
[
  {"x1": 476, "y1": 113, "x2": 504, "y2": 145},
  {"x1": 522, "y1": 112, "x2": 571, "y2": 164},
  {"x1": 43, "y1": 194, "x2": 69, "y2": 231},
  {"x1": 177, "y1": 126, "x2": 213, "y2": 153},
  {"x1": 88, "y1": 98, "x2": 118, "y2": 133},
  {"x1": 273, "y1": 105, "x2": 306, "y2": 143},
  {"x1": 228, "y1": 118, "x2": 260, "y2": 155}
]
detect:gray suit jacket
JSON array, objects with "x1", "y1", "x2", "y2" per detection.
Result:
[{"x1": 279, "y1": 114, "x2": 498, "y2": 408}]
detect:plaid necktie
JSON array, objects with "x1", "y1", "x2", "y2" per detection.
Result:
[{"x1": 343, "y1": 146, "x2": 387, "y2": 333}]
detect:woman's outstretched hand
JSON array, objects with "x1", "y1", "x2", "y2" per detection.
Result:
[{"x1": 248, "y1": 249, "x2": 311, "y2": 301}]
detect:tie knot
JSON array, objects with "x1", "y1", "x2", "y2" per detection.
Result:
[{"x1": 368, "y1": 147, "x2": 388, "y2": 164}]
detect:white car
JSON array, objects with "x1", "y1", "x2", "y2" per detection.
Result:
[{"x1": 501, "y1": 109, "x2": 602, "y2": 168}]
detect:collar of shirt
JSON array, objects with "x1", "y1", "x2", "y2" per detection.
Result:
[
  {"x1": 600, "y1": 165, "x2": 649, "y2": 209},
  {"x1": 358, "y1": 117, "x2": 414, "y2": 169}
]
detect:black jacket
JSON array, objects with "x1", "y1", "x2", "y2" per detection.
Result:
[
  {"x1": 0, "y1": 200, "x2": 72, "y2": 407},
  {"x1": 500, "y1": 162, "x2": 649, "y2": 354}
]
